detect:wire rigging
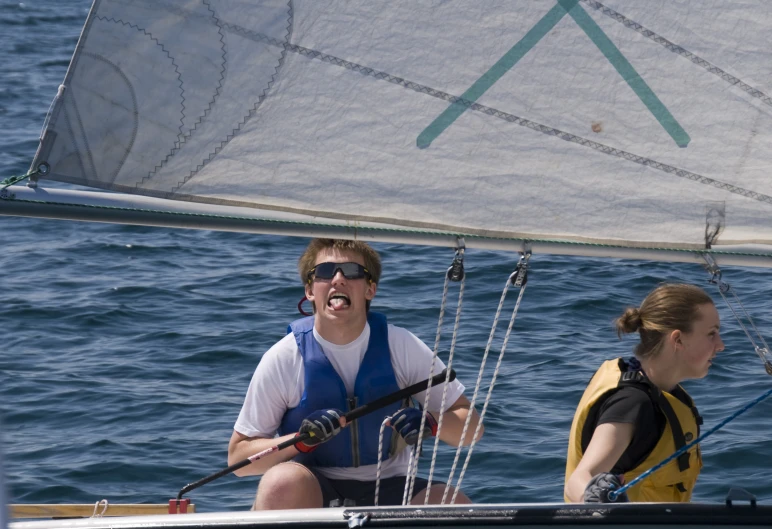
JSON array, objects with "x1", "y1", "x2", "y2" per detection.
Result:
[{"x1": 703, "y1": 254, "x2": 772, "y2": 375}]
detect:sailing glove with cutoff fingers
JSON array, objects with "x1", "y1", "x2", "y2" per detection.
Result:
[
  {"x1": 583, "y1": 472, "x2": 629, "y2": 503},
  {"x1": 295, "y1": 408, "x2": 343, "y2": 453},
  {"x1": 391, "y1": 407, "x2": 438, "y2": 446}
]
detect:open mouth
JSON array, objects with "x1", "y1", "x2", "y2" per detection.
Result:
[{"x1": 328, "y1": 293, "x2": 351, "y2": 310}]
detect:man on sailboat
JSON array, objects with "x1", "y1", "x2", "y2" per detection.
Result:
[
  {"x1": 564, "y1": 284, "x2": 722, "y2": 503},
  {"x1": 229, "y1": 239, "x2": 483, "y2": 509}
]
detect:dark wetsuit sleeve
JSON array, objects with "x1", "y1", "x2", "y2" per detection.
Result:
[{"x1": 594, "y1": 386, "x2": 663, "y2": 473}]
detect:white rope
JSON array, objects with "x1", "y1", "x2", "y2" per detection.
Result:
[
  {"x1": 423, "y1": 277, "x2": 465, "y2": 504},
  {"x1": 91, "y1": 499, "x2": 108, "y2": 518},
  {"x1": 405, "y1": 247, "x2": 465, "y2": 503},
  {"x1": 374, "y1": 416, "x2": 392, "y2": 506},
  {"x1": 403, "y1": 270, "x2": 448, "y2": 502},
  {"x1": 451, "y1": 282, "x2": 527, "y2": 503},
  {"x1": 402, "y1": 446, "x2": 418, "y2": 506},
  {"x1": 440, "y1": 272, "x2": 512, "y2": 504},
  {"x1": 441, "y1": 253, "x2": 530, "y2": 504}
]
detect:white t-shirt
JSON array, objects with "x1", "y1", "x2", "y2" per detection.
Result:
[{"x1": 235, "y1": 322, "x2": 465, "y2": 480}]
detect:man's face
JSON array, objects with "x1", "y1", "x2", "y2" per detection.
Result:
[{"x1": 305, "y1": 248, "x2": 377, "y2": 328}]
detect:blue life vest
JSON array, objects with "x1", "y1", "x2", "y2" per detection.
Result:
[{"x1": 278, "y1": 311, "x2": 403, "y2": 467}]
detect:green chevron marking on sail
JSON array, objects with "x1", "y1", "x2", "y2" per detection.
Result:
[
  {"x1": 417, "y1": 0, "x2": 689, "y2": 149},
  {"x1": 565, "y1": 1, "x2": 689, "y2": 147}
]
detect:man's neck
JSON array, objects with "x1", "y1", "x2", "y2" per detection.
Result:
[{"x1": 315, "y1": 317, "x2": 368, "y2": 345}]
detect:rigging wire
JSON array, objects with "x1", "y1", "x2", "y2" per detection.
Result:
[{"x1": 703, "y1": 254, "x2": 772, "y2": 375}]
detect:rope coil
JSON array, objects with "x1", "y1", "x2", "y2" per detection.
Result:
[{"x1": 91, "y1": 499, "x2": 108, "y2": 518}]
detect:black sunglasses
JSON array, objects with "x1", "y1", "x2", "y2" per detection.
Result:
[{"x1": 307, "y1": 262, "x2": 371, "y2": 283}]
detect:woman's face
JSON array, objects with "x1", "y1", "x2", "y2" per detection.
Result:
[{"x1": 677, "y1": 303, "x2": 724, "y2": 379}]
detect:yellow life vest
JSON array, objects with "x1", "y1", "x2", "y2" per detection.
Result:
[{"x1": 565, "y1": 358, "x2": 703, "y2": 503}]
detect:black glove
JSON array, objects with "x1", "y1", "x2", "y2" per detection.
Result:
[
  {"x1": 390, "y1": 407, "x2": 438, "y2": 446},
  {"x1": 296, "y1": 408, "x2": 343, "y2": 453},
  {"x1": 584, "y1": 472, "x2": 629, "y2": 503}
]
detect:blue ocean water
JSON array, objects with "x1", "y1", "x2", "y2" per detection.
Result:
[{"x1": 1, "y1": 0, "x2": 772, "y2": 512}]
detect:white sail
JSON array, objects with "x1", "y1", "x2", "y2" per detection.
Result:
[{"x1": 17, "y1": 0, "x2": 772, "y2": 253}]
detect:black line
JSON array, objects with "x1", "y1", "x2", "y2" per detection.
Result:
[
  {"x1": 169, "y1": 0, "x2": 294, "y2": 194},
  {"x1": 582, "y1": 0, "x2": 772, "y2": 108},
  {"x1": 133, "y1": 0, "x2": 228, "y2": 189},
  {"x1": 82, "y1": 5, "x2": 772, "y2": 208},
  {"x1": 216, "y1": 21, "x2": 772, "y2": 207}
]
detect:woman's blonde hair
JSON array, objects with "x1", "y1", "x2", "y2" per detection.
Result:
[{"x1": 615, "y1": 283, "x2": 714, "y2": 359}]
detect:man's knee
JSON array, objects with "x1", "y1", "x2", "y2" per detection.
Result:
[{"x1": 253, "y1": 462, "x2": 323, "y2": 510}]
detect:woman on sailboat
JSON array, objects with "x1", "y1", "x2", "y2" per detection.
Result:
[{"x1": 564, "y1": 283, "x2": 723, "y2": 503}]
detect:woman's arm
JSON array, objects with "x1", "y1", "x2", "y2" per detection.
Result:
[{"x1": 564, "y1": 422, "x2": 633, "y2": 502}]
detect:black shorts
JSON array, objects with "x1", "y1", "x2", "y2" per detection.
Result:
[{"x1": 310, "y1": 469, "x2": 443, "y2": 507}]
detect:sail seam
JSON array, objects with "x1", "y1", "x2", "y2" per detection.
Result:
[
  {"x1": 61, "y1": 104, "x2": 89, "y2": 183},
  {"x1": 81, "y1": 52, "x2": 139, "y2": 182},
  {"x1": 93, "y1": 15, "x2": 186, "y2": 186},
  {"x1": 65, "y1": 76, "x2": 98, "y2": 182},
  {"x1": 207, "y1": 24, "x2": 772, "y2": 206},
  {"x1": 133, "y1": 1, "x2": 228, "y2": 189},
  {"x1": 168, "y1": 1, "x2": 294, "y2": 195},
  {"x1": 582, "y1": 0, "x2": 772, "y2": 108}
]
